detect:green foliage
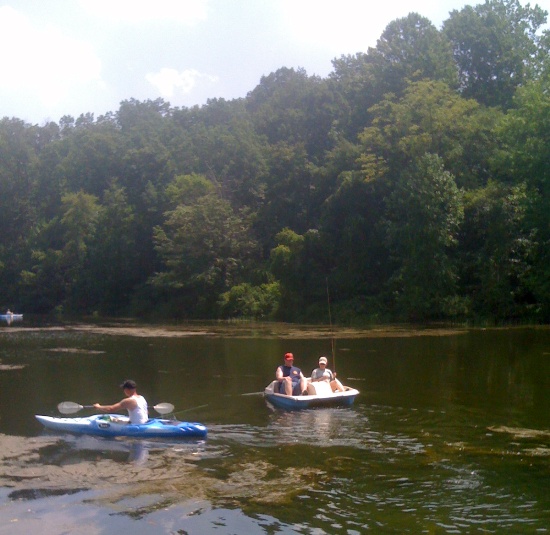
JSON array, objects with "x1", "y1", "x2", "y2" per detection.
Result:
[
  {"x1": 152, "y1": 192, "x2": 259, "y2": 317},
  {"x1": 458, "y1": 181, "x2": 531, "y2": 319},
  {"x1": 369, "y1": 13, "x2": 458, "y2": 94},
  {"x1": 493, "y1": 72, "x2": 550, "y2": 319},
  {"x1": 384, "y1": 154, "x2": 464, "y2": 320},
  {"x1": 218, "y1": 282, "x2": 281, "y2": 319},
  {"x1": 268, "y1": 228, "x2": 330, "y2": 321},
  {"x1": 168, "y1": 104, "x2": 269, "y2": 210},
  {"x1": 84, "y1": 182, "x2": 141, "y2": 314},
  {"x1": 360, "y1": 80, "x2": 501, "y2": 188},
  {"x1": 246, "y1": 67, "x2": 340, "y2": 161},
  {"x1": 443, "y1": 0, "x2": 548, "y2": 108},
  {"x1": 1, "y1": 1, "x2": 550, "y2": 324},
  {"x1": 165, "y1": 174, "x2": 215, "y2": 207}
]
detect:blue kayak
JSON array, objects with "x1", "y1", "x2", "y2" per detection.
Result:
[{"x1": 35, "y1": 414, "x2": 207, "y2": 439}]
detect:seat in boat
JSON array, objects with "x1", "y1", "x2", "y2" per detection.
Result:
[{"x1": 306, "y1": 381, "x2": 333, "y2": 396}]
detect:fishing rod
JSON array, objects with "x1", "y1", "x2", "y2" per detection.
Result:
[{"x1": 326, "y1": 277, "x2": 336, "y2": 373}]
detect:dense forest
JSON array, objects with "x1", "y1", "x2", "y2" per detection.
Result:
[{"x1": 1, "y1": 0, "x2": 550, "y2": 324}]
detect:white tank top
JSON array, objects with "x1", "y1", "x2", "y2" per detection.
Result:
[{"x1": 127, "y1": 395, "x2": 148, "y2": 424}]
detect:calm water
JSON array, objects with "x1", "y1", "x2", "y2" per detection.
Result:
[{"x1": 0, "y1": 321, "x2": 548, "y2": 534}]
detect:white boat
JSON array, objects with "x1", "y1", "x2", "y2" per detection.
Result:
[
  {"x1": 0, "y1": 313, "x2": 23, "y2": 324},
  {"x1": 264, "y1": 379, "x2": 359, "y2": 410}
]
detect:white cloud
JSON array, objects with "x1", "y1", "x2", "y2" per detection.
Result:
[
  {"x1": 280, "y1": 0, "x2": 386, "y2": 57},
  {"x1": 146, "y1": 68, "x2": 219, "y2": 99},
  {"x1": 0, "y1": 6, "x2": 103, "y2": 108},
  {"x1": 279, "y1": 0, "x2": 467, "y2": 59},
  {"x1": 78, "y1": 0, "x2": 209, "y2": 24}
]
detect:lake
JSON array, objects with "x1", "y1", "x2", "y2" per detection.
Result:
[{"x1": 0, "y1": 320, "x2": 549, "y2": 534}]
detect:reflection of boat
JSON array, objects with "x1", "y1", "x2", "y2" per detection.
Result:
[
  {"x1": 264, "y1": 380, "x2": 359, "y2": 410},
  {"x1": 35, "y1": 414, "x2": 207, "y2": 438},
  {"x1": 75, "y1": 435, "x2": 151, "y2": 464}
]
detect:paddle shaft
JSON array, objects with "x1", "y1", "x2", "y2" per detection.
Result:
[
  {"x1": 57, "y1": 401, "x2": 174, "y2": 415},
  {"x1": 172, "y1": 404, "x2": 209, "y2": 417}
]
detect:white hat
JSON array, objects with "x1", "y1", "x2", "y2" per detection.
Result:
[{"x1": 319, "y1": 356, "x2": 328, "y2": 364}]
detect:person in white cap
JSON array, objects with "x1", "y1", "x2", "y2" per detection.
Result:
[{"x1": 311, "y1": 356, "x2": 345, "y2": 392}]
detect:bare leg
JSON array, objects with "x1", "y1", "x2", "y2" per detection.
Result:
[{"x1": 283, "y1": 376, "x2": 293, "y2": 395}]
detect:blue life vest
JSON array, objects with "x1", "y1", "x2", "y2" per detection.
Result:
[{"x1": 278, "y1": 365, "x2": 302, "y2": 383}]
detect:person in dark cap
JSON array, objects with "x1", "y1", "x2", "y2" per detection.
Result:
[
  {"x1": 93, "y1": 380, "x2": 148, "y2": 424},
  {"x1": 276, "y1": 353, "x2": 308, "y2": 396}
]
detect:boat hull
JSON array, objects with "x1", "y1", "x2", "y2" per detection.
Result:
[
  {"x1": 35, "y1": 414, "x2": 207, "y2": 439},
  {"x1": 264, "y1": 380, "x2": 359, "y2": 410},
  {"x1": 0, "y1": 314, "x2": 23, "y2": 320}
]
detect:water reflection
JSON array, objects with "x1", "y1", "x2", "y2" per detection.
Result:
[
  {"x1": 36, "y1": 431, "x2": 209, "y2": 466},
  {"x1": 0, "y1": 324, "x2": 549, "y2": 533}
]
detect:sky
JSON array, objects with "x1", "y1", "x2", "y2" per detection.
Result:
[{"x1": 0, "y1": 0, "x2": 548, "y2": 125}]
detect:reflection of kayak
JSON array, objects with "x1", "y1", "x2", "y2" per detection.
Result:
[
  {"x1": 35, "y1": 414, "x2": 207, "y2": 438},
  {"x1": 264, "y1": 380, "x2": 359, "y2": 410}
]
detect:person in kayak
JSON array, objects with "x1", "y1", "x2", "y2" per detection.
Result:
[
  {"x1": 93, "y1": 379, "x2": 149, "y2": 424},
  {"x1": 311, "y1": 356, "x2": 345, "y2": 392},
  {"x1": 276, "y1": 352, "x2": 308, "y2": 396}
]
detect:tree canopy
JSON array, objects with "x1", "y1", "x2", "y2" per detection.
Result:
[{"x1": 1, "y1": 0, "x2": 549, "y2": 324}]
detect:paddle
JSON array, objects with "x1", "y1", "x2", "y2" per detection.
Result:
[{"x1": 57, "y1": 401, "x2": 175, "y2": 415}]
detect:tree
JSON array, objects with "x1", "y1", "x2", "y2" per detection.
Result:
[
  {"x1": 268, "y1": 227, "x2": 330, "y2": 320},
  {"x1": 164, "y1": 173, "x2": 216, "y2": 208},
  {"x1": 369, "y1": 13, "x2": 457, "y2": 95},
  {"x1": 458, "y1": 181, "x2": 531, "y2": 320},
  {"x1": 218, "y1": 281, "x2": 281, "y2": 319},
  {"x1": 168, "y1": 116, "x2": 268, "y2": 210},
  {"x1": 58, "y1": 191, "x2": 101, "y2": 310},
  {"x1": 384, "y1": 154, "x2": 464, "y2": 320},
  {"x1": 0, "y1": 118, "x2": 40, "y2": 306},
  {"x1": 443, "y1": 0, "x2": 548, "y2": 109},
  {"x1": 318, "y1": 170, "x2": 388, "y2": 319},
  {"x1": 85, "y1": 182, "x2": 140, "y2": 314},
  {"x1": 0, "y1": 119, "x2": 39, "y2": 242},
  {"x1": 254, "y1": 142, "x2": 315, "y2": 249},
  {"x1": 246, "y1": 67, "x2": 341, "y2": 161},
  {"x1": 330, "y1": 13, "x2": 457, "y2": 139},
  {"x1": 359, "y1": 80, "x2": 501, "y2": 189},
  {"x1": 55, "y1": 119, "x2": 123, "y2": 198},
  {"x1": 494, "y1": 72, "x2": 550, "y2": 319},
  {"x1": 152, "y1": 193, "x2": 259, "y2": 317}
]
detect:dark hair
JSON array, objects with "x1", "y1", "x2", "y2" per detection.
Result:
[{"x1": 120, "y1": 379, "x2": 137, "y2": 389}]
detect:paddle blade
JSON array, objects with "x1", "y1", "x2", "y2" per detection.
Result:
[
  {"x1": 153, "y1": 402, "x2": 174, "y2": 415},
  {"x1": 57, "y1": 401, "x2": 85, "y2": 414}
]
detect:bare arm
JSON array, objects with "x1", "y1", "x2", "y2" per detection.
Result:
[{"x1": 93, "y1": 398, "x2": 136, "y2": 413}]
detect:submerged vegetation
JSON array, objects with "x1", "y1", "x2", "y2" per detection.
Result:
[{"x1": 1, "y1": 0, "x2": 550, "y2": 324}]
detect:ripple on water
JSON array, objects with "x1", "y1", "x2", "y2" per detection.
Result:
[{"x1": 207, "y1": 405, "x2": 428, "y2": 459}]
